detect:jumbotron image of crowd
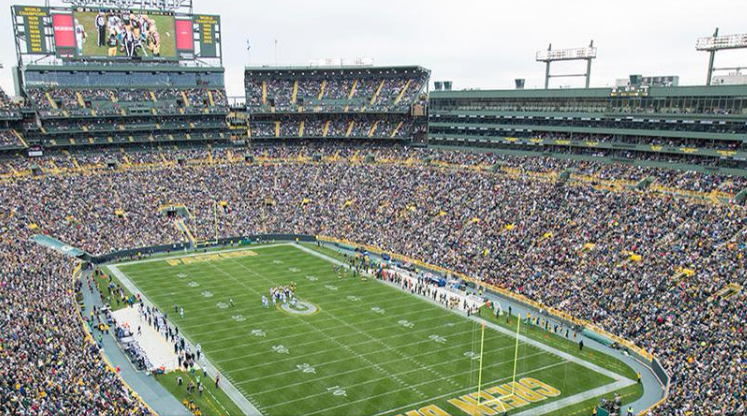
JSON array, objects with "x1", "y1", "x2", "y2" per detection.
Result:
[{"x1": 1, "y1": 1, "x2": 747, "y2": 415}]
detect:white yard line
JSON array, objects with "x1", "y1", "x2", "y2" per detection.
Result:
[
  {"x1": 295, "y1": 243, "x2": 637, "y2": 415},
  {"x1": 263, "y1": 351, "x2": 556, "y2": 411},
  {"x1": 217, "y1": 253, "x2": 476, "y2": 393},
  {"x1": 237, "y1": 337, "x2": 518, "y2": 387},
  {"x1": 222, "y1": 326, "x2": 503, "y2": 375},
  {"x1": 108, "y1": 264, "x2": 263, "y2": 416},
  {"x1": 212, "y1": 320, "x2": 485, "y2": 361},
  {"x1": 113, "y1": 243, "x2": 637, "y2": 416},
  {"x1": 320, "y1": 361, "x2": 569, "y2": 416}
]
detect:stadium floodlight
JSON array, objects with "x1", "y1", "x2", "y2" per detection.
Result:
[
  {"x1": 535, "y1": 41, "x2": 597, "y2": 89},
  {"x1": 535, "y1": 46, "x2": 597, "y2": 62},
  {"x1": 696, "y1": 29, "x2": 747, "y2": 85},
  {"x1": 696, "y1": 33, "x2": 747, "y2": 51}
]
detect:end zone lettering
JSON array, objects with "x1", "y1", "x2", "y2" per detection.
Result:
[
  {"x1": 395, "y1": 378, "x2": 561, "y2": 416},
  {"x1": 165, "y1": 250, "x2": 257, "y2": 266}
]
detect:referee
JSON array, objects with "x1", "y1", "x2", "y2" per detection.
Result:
[{"x1": 95, "y1": 12, "x2": 107, "y2": 47}]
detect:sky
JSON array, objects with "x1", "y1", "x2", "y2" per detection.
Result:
[{"x1": 1, "y1": 0, "x2": 747, "y2": 97}]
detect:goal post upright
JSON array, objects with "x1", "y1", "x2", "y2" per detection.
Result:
[
  {"x1": 510, "y1": 317, "x2": 521, "y2": 397},
  {"x1": 478, "y1": 315, "x2": 522, "y2": 412},
  {"x1": 476, "y1": 322, "x2": 486, "y2": 406}
]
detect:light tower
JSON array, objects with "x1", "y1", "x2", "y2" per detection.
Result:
[
  {"x1": 696, "y1": 28, "x2": 747, "y2": 85},
  {"x1": 536, "y1": 41, "x2": 597, "y2": 89}
]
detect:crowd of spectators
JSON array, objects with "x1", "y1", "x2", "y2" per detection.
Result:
[
  {"x1": 0, "y1": 130, "x2": 23, "y2": 148},
  {"x1": 20, "y1": 86, "x2": 230, "y2": 148},
  {"x1": 26, "y1": 87, "x2": 228, "y2": 113},
  {"x1": 250, "y1": 116, "x2": 412, "y2": 139},
  {"x1": 41, "y1": 116, "x2": 227, "y2": 134},
  {"x1": 0, "y1": 87, "x2": 21, "y2": 118},
  {"x1": 0, "y1": 237, "x2": 152, "y2": 414},
  {"x1": 0, "y1": 88, "x2": 13, "y2": 106},
  {"x1": 432, "y1": 96, "x2": 746, "y2": 116},
  {"x1": 0, "y1": 144, "x2": 745, "y2": 415},
  {"x1": 430, "y1": 119, "x2": 747, "y2": 152},
  {"x1": 245, "y1": 68, "x2": 428, "y2": 112}
]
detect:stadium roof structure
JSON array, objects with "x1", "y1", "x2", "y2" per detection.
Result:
[
  {"x1": 24, "y1": 63, "x2": 224, "y2": 73},
  {"x1": 245, "y1": 64, "x2": 429, "y2": 73},
  {"x1": 429, "y1": 83, "x2": 747, "y2": 99},
  {"x1": 58, "y1": 0, "x2": 193, "y2": 13}
]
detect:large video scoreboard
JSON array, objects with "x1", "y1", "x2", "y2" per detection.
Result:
[{"x1": 11, "y1": 4, "x2": 221, "y2": 63}]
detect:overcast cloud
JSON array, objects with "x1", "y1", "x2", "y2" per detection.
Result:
[{"x1": 0, "y1": 0, "x2": 746, "y2": 97}]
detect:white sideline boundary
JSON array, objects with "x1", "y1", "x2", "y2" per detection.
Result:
[
  {"x1": 109, "y1": 242, "x2": 637, "y2": 416},
  {"x1": 294, "y1": 242, "x2": 637, "y2": 416},
  {"x1": 108, "y1": 263, "x2": 263, "y2": 416}
]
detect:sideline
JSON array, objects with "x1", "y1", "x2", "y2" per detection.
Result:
[
  {"x1": 108, "y1": 264, "x2": 263, "y2": 416},
  {"x1": 78, "y1": 269, "x2": 191, "y2": 416},
  {"x1": 306, "y1": 241, "x2": 666, "y2": 413},
  {"x1": 294, "y1": 243, "x2": 638, "y2": 416}
]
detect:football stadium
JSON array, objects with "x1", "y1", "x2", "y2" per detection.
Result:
[{"x1": 1, "y1": 0, "x2": 745, "y2": 415}]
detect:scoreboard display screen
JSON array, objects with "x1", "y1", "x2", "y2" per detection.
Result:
[
  {"x1": 174, "y1": 14, "x2": 221, "y2": 59},
  {"x1": 12, "y1": 4, "x2": 221, "y2": 63},
  {"x1": 13, "y1": 6, "x2": 51, "y2": 55},
  {"x1": 72, "y1": 9, "x2": 177, "y2": 60},
  {"x1": 193, "y1": 14, "x2": 220, "y2": 58}
]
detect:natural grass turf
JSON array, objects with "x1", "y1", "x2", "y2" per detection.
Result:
[
  {"x1": 479, "y1": 309, "x2": 644, "y2": 415},
  {"x1": 116, "y1": 244, "x2": 633, "y2": 416},
  {"x1": 93, "y1": 266, "x2": 132, "y2": 311},
  {"x1": 155, "y1": 369, "x2": 244, "y2": 416},
  {"x1": 308, "y1": 242, "x2": 645, "y2": 414}
]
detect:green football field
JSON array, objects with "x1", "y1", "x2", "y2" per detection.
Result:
[{"x1": 111, "y1": 243, "x2": 637, "y2": 416}]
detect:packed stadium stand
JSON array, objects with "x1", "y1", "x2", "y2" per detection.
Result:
[
  {"x1": 21, "y1": 65, "x2": 230, "y2": 150},
  {"x1": 1, "y1": 2, "x2": 746, "y2": 415},
  {"x1": 0, "y1": 86, "x2": 25, "y2": 150},
  {"x1": 430, "y1": 85, "x2": 747, "y2": 173},
  {"x1": 1, "y1": 144, "x2": 745, "y2": 415},
  {"x1": 244, "y1": 66, "x2": 429, "y2": 142}
]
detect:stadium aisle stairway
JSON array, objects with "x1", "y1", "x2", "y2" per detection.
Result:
[
  {"x1": 44, "y1": 92, "x2": 57, "y2": 109},
  {"x1": 394, "y1": 79, "x2": 412, "y2": 105},
  {"x1": 345, "y1": 121, "x2": 355, "y2": 137},
  {"x1": 318, "y1": 80, "x2": 326, "y2": 99},
  {"x1": 370, "y1": 79, "x2": 385, "y2": 105},
  {"x1": 291, "y1": 80, "x2": 299, "y2": 104},
  {"x1": 174, "y1": 218, "x2": 197, "y2": 245},
  {"x1": 391, "y1": 120, "x2": 404, "y2": 138},
  {"x1": 368, "y1": 120, "x2": 380, "y2": 138},
  {"x1": 347, "y1": 79, "x2": 358, "y2": 99}
]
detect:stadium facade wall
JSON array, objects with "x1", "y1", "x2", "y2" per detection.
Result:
[{"x1": 428, "y1": 84, "x2": 747, "y2": 171}]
